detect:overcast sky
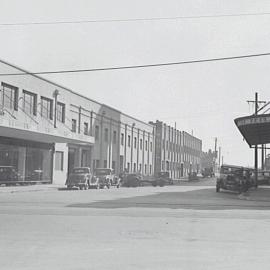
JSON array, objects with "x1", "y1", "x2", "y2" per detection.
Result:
[{"x1": 1, "y1": 0, "x2": 270, "y2": 166}]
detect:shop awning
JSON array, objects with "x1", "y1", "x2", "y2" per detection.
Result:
[{"x1": 234, "y1": 114, "x2": 270, "y2": 146}]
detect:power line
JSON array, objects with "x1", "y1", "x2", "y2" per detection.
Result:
[
  {"x1": 0, "y1": 52, "x2": 270, "y2": 76},
  {"x1": 1, "y1": 11, "x2": 270, "y2": 26}
]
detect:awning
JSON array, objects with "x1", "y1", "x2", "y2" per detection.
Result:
[{"x1": 234, "y1": 114, "x2": 270, "y2": 146}]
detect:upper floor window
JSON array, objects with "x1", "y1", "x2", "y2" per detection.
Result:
[
  {"x1": 23, "y1": 90, "x2": 37, "y2": 116},
  {"x1": 95, "y1": 125, "x2": 99, "y2": 140},
  {"x1": 150, "y1": 142, "x2": 153, "y2": 152},
  {"x1": 113, "y1": 131, "x2": 117, "y2": 144},
  {"x1": 134, "y1": 137, "x2": 137, "y2": 148},
  {"x1": 145, "y1": 140, "x2": 148, "y2": 151},
  {"x1": 41, "y1": 96, "x2": 53, "y2": 120},
  {"x1": 140, "y1": 139, "x2": 143, "y2": 150},
  {"x1": 121, "y1": 133, "x2": 124, "y2": 146},
  {"x1": 128, "y1": 135, "x2": 131, "y2": 147},
  {"x1": 84, "y1": 122, "x2": 89, "y2": 135},
  {"x1": 56, "y1": 102, "x2": 65, "y2": 123},
  {"x1": 1, "y1": 82, "x2": 18, "y2": 111},
  {"x1": 71, "y1": 119, "x2": 77, "y2": 132},
  {"x1": 104, "y1": 128, "x2": 109, "y2": 142}
]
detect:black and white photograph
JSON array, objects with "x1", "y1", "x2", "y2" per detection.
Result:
[{"x1": 1, "y1": 1, "x2": 270, "y2": 269}]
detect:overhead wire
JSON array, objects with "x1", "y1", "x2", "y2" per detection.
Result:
[
  {"x1": 1, "y1": 11, "x2": 270, "y2": 26},
  {"x1": 0, "y1": 52, "x2": 270, "y2": 76}
]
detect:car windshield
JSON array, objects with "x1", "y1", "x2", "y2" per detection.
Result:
[
  {"x1": 220, "y1": 166, "x2": 242, "y2": 174},
  {"x1": 94, "y1": 169, "x2": 111, "y2": 176},
  {"x1": 72, "y1": 168, "x2": 89, "y2": 174},
  {"x1": 0, "y1": 167, "x2": 14, "y2": 173}
]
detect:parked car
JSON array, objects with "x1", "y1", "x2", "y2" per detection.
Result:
[
  {"x1": 0, "y1": 166, "x2": 21, "y2": 185},
  {"x1": 94, "y1": 168, "x2": 120, "y2": 189},
  {"x1": 188, "y1": 172, "x2": 199, "y2": 181},
  {"x1": 122, "y1": 173, "x2": 143, "y2": 187},
  {"x1": 201, "y1": 167, "x2": 215, "y2": 178},
  {"x1": 216, "y1": 165, "x2": 253, "y2": 193},
  {"x1": 66, "y1": 167, "x2": 92, "y2": 190},
  {"x1": 152, "y1": 171, "x2": 173, "y2": 187}
]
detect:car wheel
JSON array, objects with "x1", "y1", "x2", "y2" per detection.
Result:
[
  {"x1": 152, "y1": 181, "x2": 157, "y2": 187},
  {"x1": 79, "y1": 186, "x2": 83, "y2": 190}
]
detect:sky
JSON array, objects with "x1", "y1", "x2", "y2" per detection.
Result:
[{"x1": 1, "y1": 0, "x2": 270, "y2": 166}]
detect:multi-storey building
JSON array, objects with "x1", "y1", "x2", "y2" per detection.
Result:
[
  {"x1": 150, "y1": 120, "x2": 202, "y2": 178},
  {"x1": 0, "y1": 59, "x2": 154, "y2": 185}
]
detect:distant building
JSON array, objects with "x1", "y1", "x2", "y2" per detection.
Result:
[
  {"x1": 201, "y1": 149, "x2": 217, "y2": 171},
  {"x1": 150, "y1": 120, "x2": 202, "y2": 178}
]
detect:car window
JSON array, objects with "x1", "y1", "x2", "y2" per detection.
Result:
[{"x1": 72, "y1": 168, "x2": 90, "y2": 174}]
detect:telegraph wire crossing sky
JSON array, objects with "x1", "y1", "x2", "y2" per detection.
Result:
[{"x1": 1, "y1": 0, "x2": 270, "y2": 166}]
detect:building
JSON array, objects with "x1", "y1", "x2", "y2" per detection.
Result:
[
  {"x1": 150, "y1": 120, "x2": 202, "y2": 178},
  {"x1": 0, "y1": 59, "x2": 154, "y2": 185},
  {"x1": 201, "y1": 149, "x2": 217, "y2": 171}
]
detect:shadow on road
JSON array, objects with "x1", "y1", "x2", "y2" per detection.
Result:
[{"x1": 67, "y1": 188, "x2": 270, "y2": 210}]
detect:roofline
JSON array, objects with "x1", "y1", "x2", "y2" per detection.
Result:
[{"x1": 0, "y1": 58, "x2": 152, "y2": 128}]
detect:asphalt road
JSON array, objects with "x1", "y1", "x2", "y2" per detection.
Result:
[{"x1": 1, "y1": 178, "x2": 270, "y2": 270}]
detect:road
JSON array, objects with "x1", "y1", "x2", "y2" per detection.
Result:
[{"x1": 1, "y1": 178, "x2": 270, "y2": 270}]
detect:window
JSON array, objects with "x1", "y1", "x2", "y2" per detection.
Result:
[
  {"x1": 41, "y1": 96, "x2": 53, "y2": 119},
  {"x1": 113, "y1": 131, "x2": 117, "y2": 144},
  {"x1": 140, "y1": 139, "x2": 143, "y2": 150},
  {"x1": 22, "y1": 90, "x2": 37, "y2": 116},
  {"x1": 56, "y1": 102, "x2": 65, "y2": 123},
  {"x1": 1, "y1": 82, "x2": 18, "y2": 111},
  {"x1": 96, "y1": 159, "x2": 100, "y2": 168},
  {"x1": 139, "y1": 163, "x2": 142, "y2": 172},
  {"x1": 71, "y1": 119, "x2": 77, "y2": 132},
  {"x1": 145, "y1": 140, "x2": 148, "y2": 151},
  {"x1": 55, "y1": 151, "x2": 64, "y2": 171},
  {"x1": 145, "y1": 164, "x2": 147, "y2": 174},
  {"x1": 95, "y1": 126, "x2": 99, "y2": 140},
  {"x1": 104, "y1": 160, "x2": 107, "y2": 168},
  {"x1": 112, "y1": 161, "x2": 116, "y2": 169},
  {"x1": 121, "y1": 133, "x2": 124, "y2": 145},
  {"x1": 150, "y1": 165, "x2": 152, "y2": 174},
  {"x1": 150, "y1": 142, "x2": 153, "y2": 152},
  {"x1": 127, "y1": 162, "x2": 130, "y2": 172},
  {"x1": 104, "y1": 128, "x2": 109, "y2": 142},
  {"x1": 84, "y1": 122, "x2": 89, "y2": 135},
  {"x1": 134, "y1": 137, "x2": 137, "y2": 148},
  {"x1": 128, "y1": 135, "x2": 131, "y2": 147},
  {"x1": 133, "y1": 163, "x2": 136, "y2": 172}
]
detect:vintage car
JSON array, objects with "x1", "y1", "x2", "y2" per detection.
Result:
[
  {"x1": 121, "y1": 173, "x2": 143, "y2": 187},
  {"x1": 216, "y1": 165, "x2": 252, "y2": 193},
  {"x1": 94, "y1": 168, "x2": 120, "y2": 189},
  {"x1": 66, "y1": 167, "x2": 92, "y2": 190},
  {"x1": 152, "y1": 171, "x2": 173, "y2": 187},
  {"x1": 0, "y1": 166, "x2": 21, "y2": 185}
]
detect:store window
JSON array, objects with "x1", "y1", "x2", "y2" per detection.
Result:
[
  {"x1": 23, "y1": 90, "x2": 37, "y2": 116},
  {"x1": 55, "y1": 151, "x2": 64, "y2": 171},
  {"x1": 41, "y1": 96, "x2": 53, "y2": 120},
  {"x1": 1, "y1": 82, "x2": 18, "y2": 111}
]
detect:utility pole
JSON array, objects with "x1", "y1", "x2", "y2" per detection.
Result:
[
  {"x1": 247, "y1": 92, "x2": 266, "y2": 187},
  {"x1": 218, "y1": 146, "x2": 221, "y2": 168},
  {"x1": 214, "y1": 137, "x2": 217, "y2": 173}
]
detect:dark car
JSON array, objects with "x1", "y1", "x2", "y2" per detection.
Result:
[
  {"x1": 122, "y1": 173, "x2": 143, "y2": 187},
  {"x1": 0, "y1": 166, "x2": 21, "y2": 185},
  {"x1": 216, "y1": 165, "x2": 252, "y2": 193},
  {"x1": 152, "y1": 171, "x2": 173, "y2": 187},
  {"x1": 66, "y1": 167, "x2": 92, "y2": 190}
]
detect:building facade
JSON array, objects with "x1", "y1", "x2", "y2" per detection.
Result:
[
  {"x1": 150, "y1": 120, "x2": 202, "y2": 178},
  {"x1": 0, "y1": 59, "x2": 154, "y2": 185}
]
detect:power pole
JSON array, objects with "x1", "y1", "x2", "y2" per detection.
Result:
[
  {"x1": 214, "y1": 137, "x2": 217, "y2": 173},
  {"x1": 247, "y1": 92, "x2": 266, "y2": 187},
  {"x1": 218, "y1": 146, "x2": 221, "y2": 168}
]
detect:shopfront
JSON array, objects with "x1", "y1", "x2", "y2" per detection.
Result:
[{"x1": 0, "y1": 136, "x2": 53, "y2": 184}]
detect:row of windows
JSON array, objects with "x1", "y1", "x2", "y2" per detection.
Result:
[{"x1": 0, "y1": 82, "x2": 66, "y2": 123}]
